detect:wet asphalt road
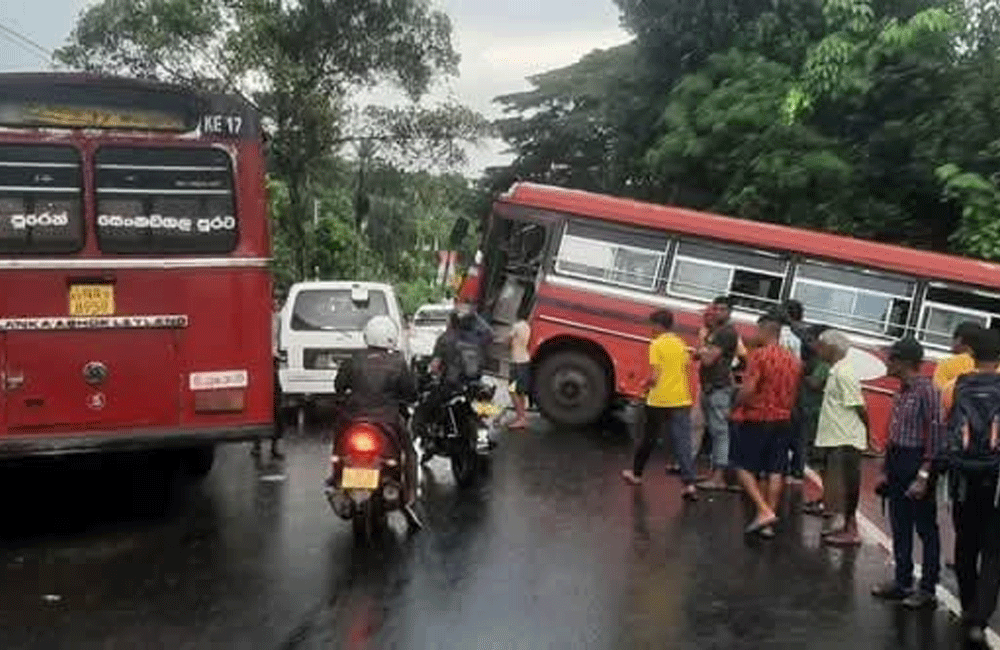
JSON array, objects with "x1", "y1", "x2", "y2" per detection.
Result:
[{"x1": 0, "y1": 412, "x2": 984, "y2": 649}]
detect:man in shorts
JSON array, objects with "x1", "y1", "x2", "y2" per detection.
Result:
[{"x1": 731, "y1": 311, "x2": 801, "y2": 538}]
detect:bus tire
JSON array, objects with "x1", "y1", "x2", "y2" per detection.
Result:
[
  {"x1": 181, "y1": 445, "x2": 215, "y2": 478},
  {"x1": 534, "y1": 350, "x2": 610, "y2": 428}
]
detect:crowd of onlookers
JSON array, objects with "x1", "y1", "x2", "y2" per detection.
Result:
[{"x1": 621, "y1": 296, "x2": 1000, "y2": 647}]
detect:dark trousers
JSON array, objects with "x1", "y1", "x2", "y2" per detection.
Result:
[
  {"x1": 789, "y1": 411, "x2": 805, "y2": 478},
  {"x1": 886, "y1": 446, "x2": 940, "y2": 592},
  {"x1": 272, "y1": 358, "x2": 282, "y2": 441},
  {"x1": 633, "y1": 406, "x2": 695, "y2": 485},
  {"x1": 953, "y1": 472, "x2": 1000, "y2": 627}
]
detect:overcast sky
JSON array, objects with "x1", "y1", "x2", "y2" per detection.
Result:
[{"x1": 0, "y1": 0, "x2": 631, "y2": 173}]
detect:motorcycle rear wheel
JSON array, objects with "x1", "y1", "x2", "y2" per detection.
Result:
[
  {"x1": 451, "y1": 412, "x2": 480, "y2": 488},
  {"x1": 352, "y1": 500, "x2": 381, "y2": 543}
]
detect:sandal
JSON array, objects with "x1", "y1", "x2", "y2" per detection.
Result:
[
  {"x1": 824, "y1": 532, "x2": 862, "y2": 547},
  {"x1": 745, "y1": 515, "x2": 778, "y2": 535},
  {"x1": 802, "y1": 501, "x2": 826, "y2": 516}
]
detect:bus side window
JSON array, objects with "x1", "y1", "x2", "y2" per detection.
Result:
[
  {"x1": 667, "y1": 239, "x2": 787, "y2": 312},
  {"x1": 791, "y1": 261, "x2": 915, "y2": 337},
  {"x1": 554, "y1": 219, "x2": 669, "y2": 292},
  {"x1": 918, "y1": 285, "x2": 1000, "y2": 348}
]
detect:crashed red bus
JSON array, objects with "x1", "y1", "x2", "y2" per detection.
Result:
[
  {"x1": 459, "y1": 182, "x2": 1000, "y2": 450},
  {"x1": 0, "y1": 73, "x2": 272, "y2": 474}
]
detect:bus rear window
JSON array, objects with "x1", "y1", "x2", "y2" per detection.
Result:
[
  {"x1": 291, "y1": 290, "x2": 389, "y2": 331},
  {"x1": 95, "y1": 147, "x2": 236, "y2": 254},
  {"x1": 0, "y1": 145, "x2": 83, "y2": 254}
]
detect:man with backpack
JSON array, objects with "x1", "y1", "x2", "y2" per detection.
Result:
[{"x1": 942, "y1": 326, "x2": 1000, "y2": 647}]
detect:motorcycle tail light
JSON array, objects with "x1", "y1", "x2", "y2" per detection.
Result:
[{"x1": 345, "y1": 423, "x2": 382, "y2": 455}]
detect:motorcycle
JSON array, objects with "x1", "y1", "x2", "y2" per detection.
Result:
[
  {"x1": 414, "y1": 370, "x2": 498, "y2": 487},
  {"x1": 324, "y1": 414, "x2": 411, "y2": 542}
]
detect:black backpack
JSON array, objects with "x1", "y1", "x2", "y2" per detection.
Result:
[
  {"x1": 453, "y1": 333, "x2": 483, "y2": 382},
  {"x1": 946, "y1": 373, "x2": 1000, "y2": 475}
]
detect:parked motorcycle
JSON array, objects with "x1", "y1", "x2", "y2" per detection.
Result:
[
  {"x1": 415, "y1": 372, "x2": 498, "y2": 487},
  {"x1": 324, "y1": 416, "x2": 411, "y2": 541}
]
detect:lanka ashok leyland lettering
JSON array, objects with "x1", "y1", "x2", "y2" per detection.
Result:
[{"x1": 0, "y1": 73, "x2": 274, "y2": 474}]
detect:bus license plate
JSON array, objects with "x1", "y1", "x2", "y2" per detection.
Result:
[
  {"x1": 69, "y1": 285, "x2": 115, "y2": 316},
  {"x1": 341, "y1": 467, "x2": 380, "y2": 490}
]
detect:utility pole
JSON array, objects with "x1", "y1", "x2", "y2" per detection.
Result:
[{"x1": 313, "y1": 198, "x2": 320, "y2": 280}]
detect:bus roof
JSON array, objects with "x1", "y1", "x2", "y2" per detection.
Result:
[
  {"x1": 503, "y1": 182, "x2": 1000, "y2": 290},
  {"x1": 0, "y1": 72, "x2": 259, "y2": 138}
]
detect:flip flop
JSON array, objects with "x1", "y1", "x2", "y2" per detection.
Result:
[
  {"x1": 824, "y1": 534, "x2": 862, "y2": 547},
  {"x1": 745, "y1": 515, "x2": 778, "y2": 535},
  {"x1": 758, "y1": 525, "x2": 775, "y2": 539}
]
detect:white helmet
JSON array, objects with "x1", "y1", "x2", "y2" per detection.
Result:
[{"x1": 363, "y1": 315, "x2": 399, "y2": 350}]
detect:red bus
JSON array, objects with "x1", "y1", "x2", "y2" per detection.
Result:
[
  {"x1": 0, "y1": 73, "x2": 272, "y2": 474},
  {"x1": 459, "y1": 182, "x2": 1000, "y2": 450}
]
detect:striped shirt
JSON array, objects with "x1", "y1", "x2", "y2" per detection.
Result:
[{"x1": 888, "y1": 375, "x2": 942, "y2": 461}]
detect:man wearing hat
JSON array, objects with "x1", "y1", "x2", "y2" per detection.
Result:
[{"x1": 871, "y1": 338, "x2": 943, "y2": 609}]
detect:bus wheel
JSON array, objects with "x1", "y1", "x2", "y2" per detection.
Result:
[
  {"x1": 534, "y1": 350, "x2": 610, "y2": 427},
  {"x1": 181, "y1": 445, "x2": 216, "y2": 478}
]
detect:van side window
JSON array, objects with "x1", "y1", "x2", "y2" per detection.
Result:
[
  {"x1": 918, "y1": 285, "x2": 1000, "y2": 348},
  {"x1": 667, "y1": 240, "x2": 787, "y2": 311},
  {"x1": 792, "y1": 262, "x2": 915, "y2": 337},
  {"x1": 554, "y1": 220, "x2": 669, "y2": 291}
]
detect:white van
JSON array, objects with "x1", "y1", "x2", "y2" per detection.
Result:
[{"x1": 277, "y1": 281, "x2": 407, "y2": 403}]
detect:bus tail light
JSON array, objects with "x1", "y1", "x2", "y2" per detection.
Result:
[{"x1": 194, "y1": 389, "x2": 245, "y2": 413}]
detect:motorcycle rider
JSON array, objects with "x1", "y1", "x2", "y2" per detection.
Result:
[
  {"x1": 333, "y1": 315, "x2": 422, "y2": 531},
  {"x1": 414, "y1": 307, "x2": 493, "y2": 461}
]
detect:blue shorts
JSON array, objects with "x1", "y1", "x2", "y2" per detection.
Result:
[
  {"x1": 509, "y1": 363, "x2": 531, "y2": 396},
  {"x1": 731, "y1": 421, "x2": 792, "y2": 475}
]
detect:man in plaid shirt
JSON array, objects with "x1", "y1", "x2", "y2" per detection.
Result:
[{"x1": 871, "y1": 338, "x2": 943, "y2": 609}]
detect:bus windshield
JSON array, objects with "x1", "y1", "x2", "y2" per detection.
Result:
[{"x1": 291, "y1": 289, "x2": 389, "y2": 331}]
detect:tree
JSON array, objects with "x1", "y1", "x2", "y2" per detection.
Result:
[
  {"x1": 490, "y1": 43, "x2": 659, "y2": 198},
  {"x1": 58, "y1": 0, "x2": 488, "y2": 281}
]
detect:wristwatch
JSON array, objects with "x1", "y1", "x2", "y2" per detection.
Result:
[{"x1": 917, "y1": 469, "x2": 930, "y2": 480}]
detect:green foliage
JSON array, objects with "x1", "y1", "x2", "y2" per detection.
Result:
[
  {"x1": 937, "y1": 164, "x2": 1000, "y2": 260},
  {"x1": 491, "y1": 0, "x2": 1000, "y2": 257},
  {"x1": 59, "y1": 0, "x2": 487, "y2": 285}
]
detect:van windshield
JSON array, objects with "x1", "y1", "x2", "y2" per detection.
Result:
[{"x1": 291, "y1": 289, "x2": 389, "y2": 331}]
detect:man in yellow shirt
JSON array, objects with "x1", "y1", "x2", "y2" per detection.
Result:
[
  {"x1": 934, "y1": 321, "x2": 982, "y2": 391},
  {"x1": 622, "y1": 309, "x2": 698, "y2": 501}
]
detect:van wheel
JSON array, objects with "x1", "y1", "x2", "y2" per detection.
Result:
[{"x1": 534, "y1": 350, "x2": 610, "y2": 427}]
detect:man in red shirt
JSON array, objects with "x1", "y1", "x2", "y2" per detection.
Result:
[{"x1": 732, "y1": 311, "x2": 801, "y2": 538}]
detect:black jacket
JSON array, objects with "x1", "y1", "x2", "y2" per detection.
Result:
[{"x1": 334, "y1": 348, "x2": 417, "y2": 423}]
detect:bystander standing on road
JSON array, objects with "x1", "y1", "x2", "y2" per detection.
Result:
[
  {"x1": 254, "y1": 293, "x2": 284, "y2": 460},
  {"x1": 811, "y1": 330, "x2": 869, "y2": 546},
  {"x1": 797, "y1": 325, "x2": 834, "y2": 515},
  {"x1": 779, "y1": 300, "x2": 818, "y2": 485},
  {"x1": 940, "y1": 327, "x2": 1000, "y2": 647},
  {"x1": 872, "y1": 338, "x2": 942, "y2": 610},
  {"x1": 622, "y1": 310, "x2": 698, "y2": 501},
  {"x1": 731, "y1": 311, "x2": 801, "y2": 538},
  {"x1": 696, "y1": 297, "x2": 740, "y2": 491},
  {"x1": 934, "y1": 321, "x2": 981, "y2": 391},
  {"x1": 507, "y1": 307, "x2": 532, "y2": 429}
]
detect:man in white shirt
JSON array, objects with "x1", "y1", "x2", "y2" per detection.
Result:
[
  {"x1": 508, "y1": 310, "x2": 532, "y2": 429},
  {"x1": 814, "y1": 329, "x2": 869, "y2": 546}
]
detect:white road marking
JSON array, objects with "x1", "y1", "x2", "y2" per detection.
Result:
[
  {"x1": 259, "y1": 474, "x2": 286, "y2": 482},
  {"x1": 855, "y1": 505, "x2": 1000, "y2": 645}
]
